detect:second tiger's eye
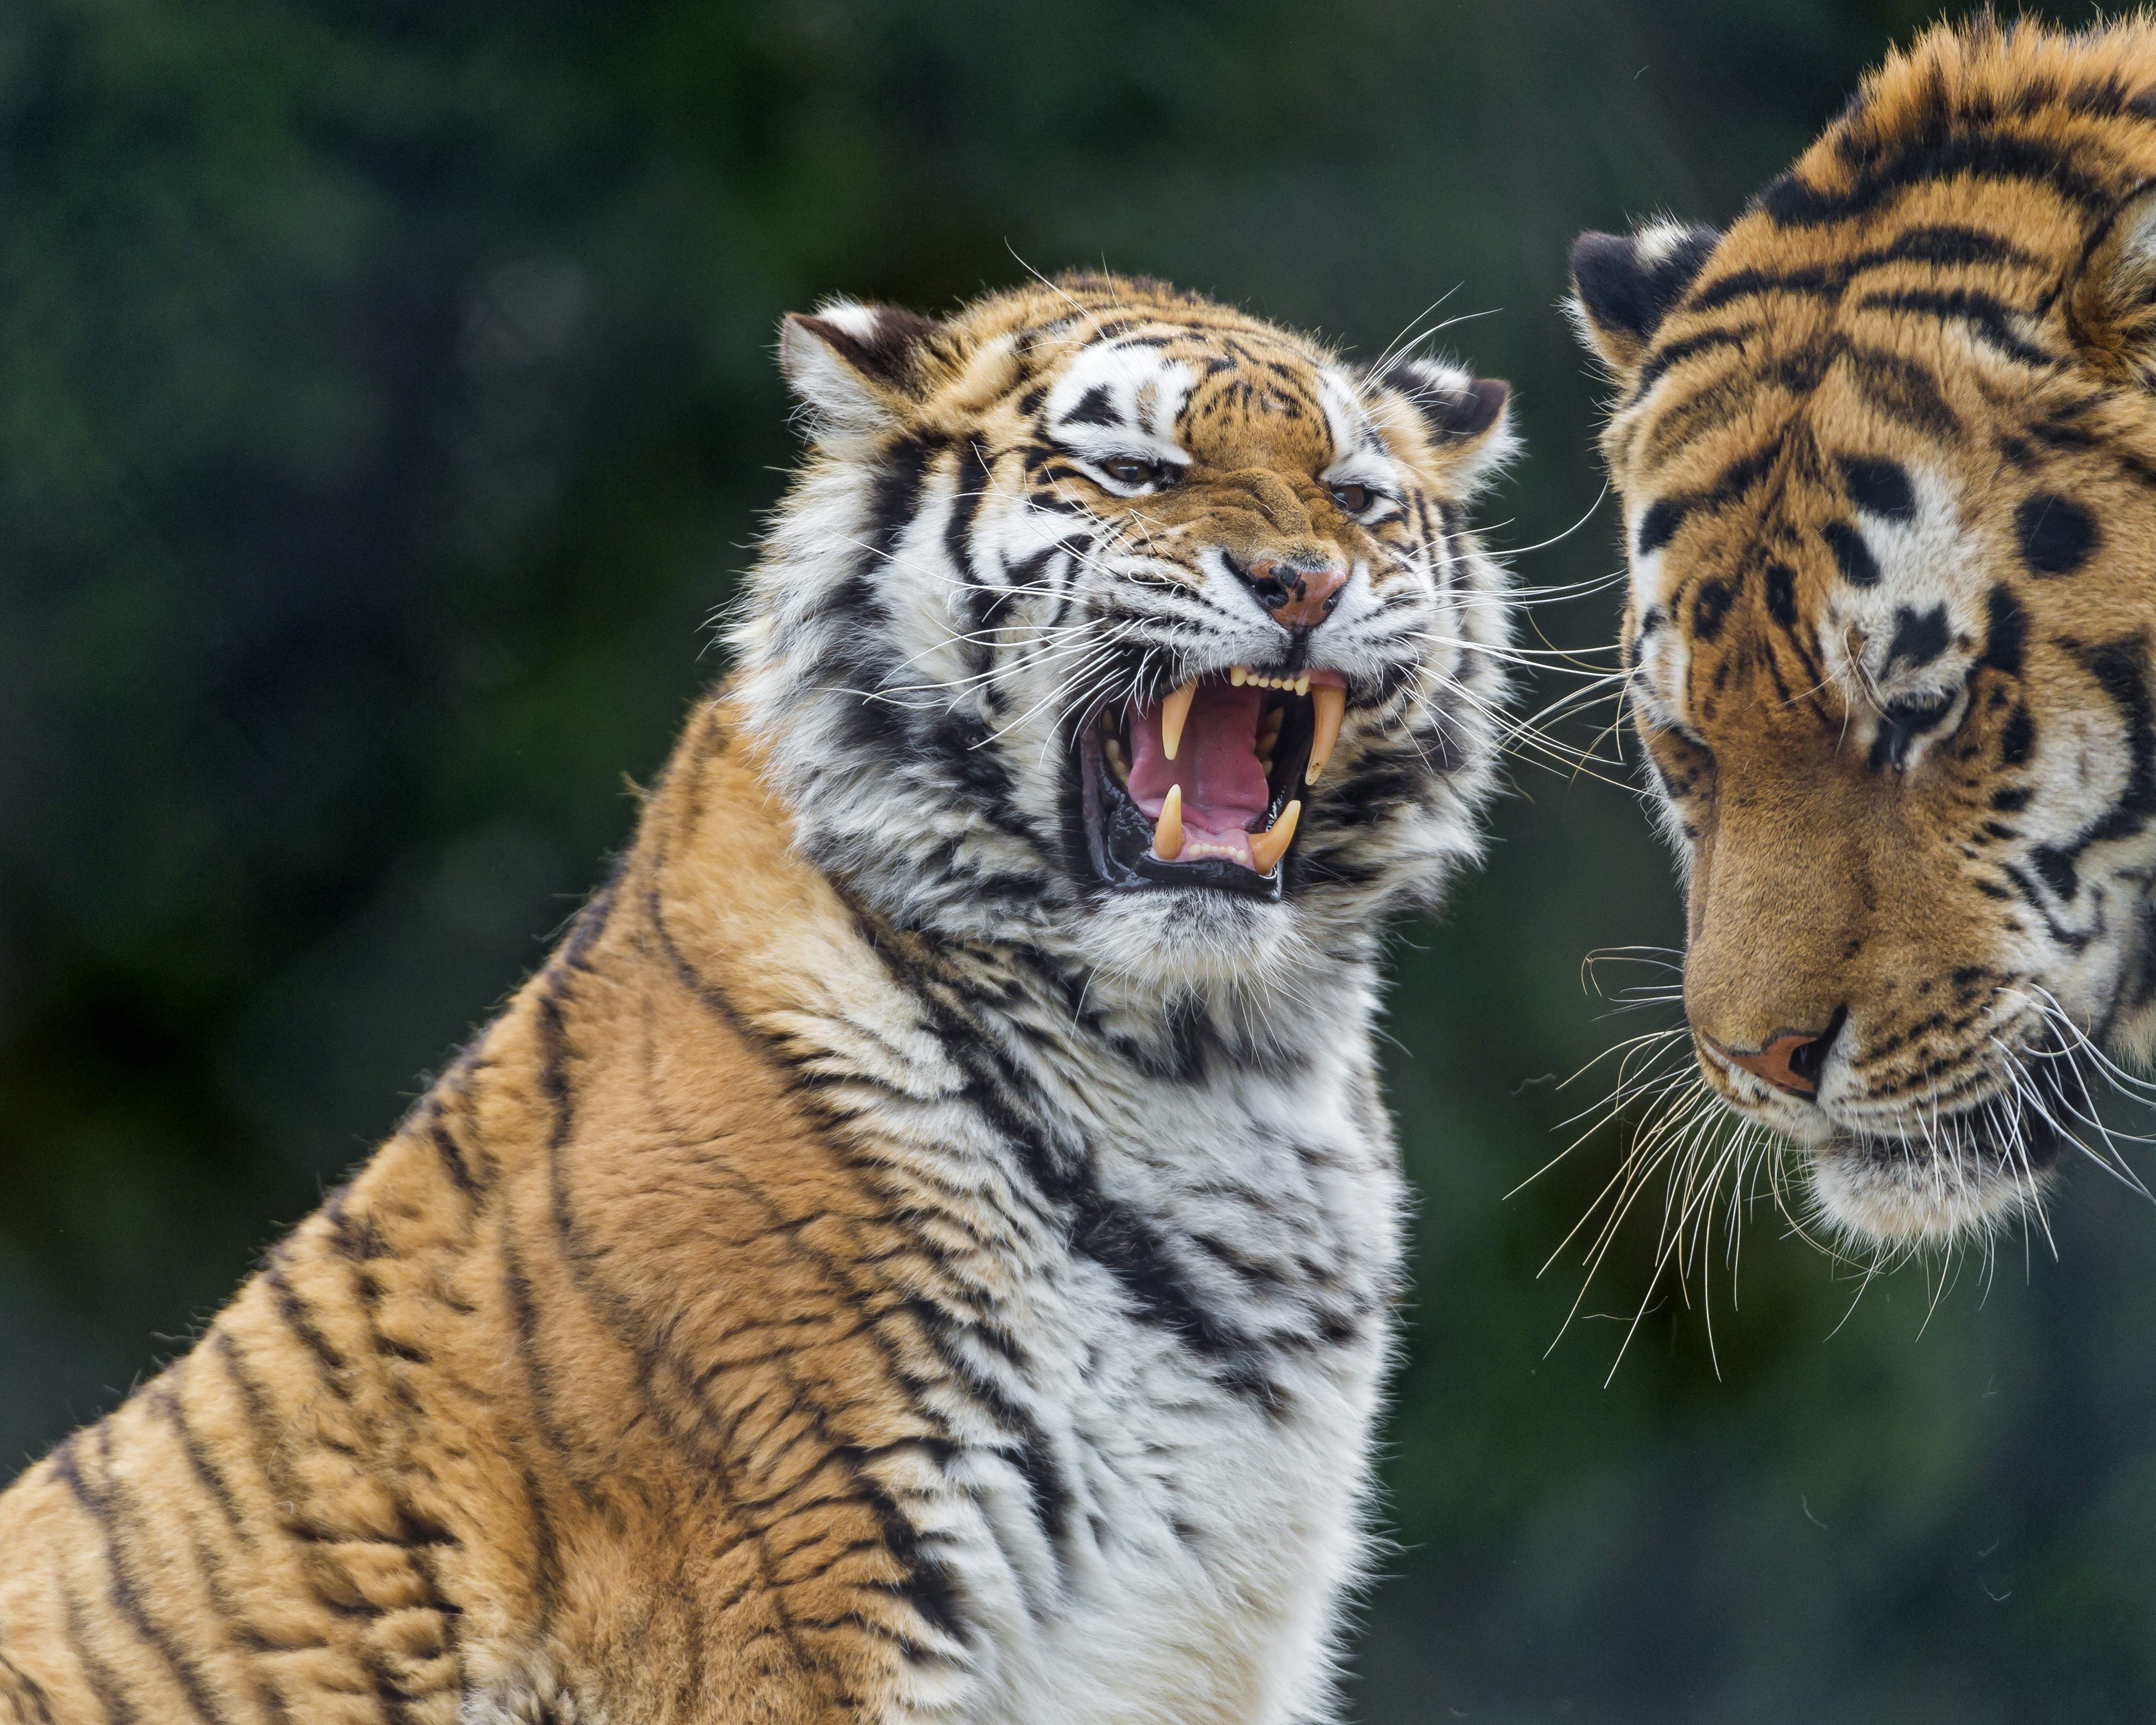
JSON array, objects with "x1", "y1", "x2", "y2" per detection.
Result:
[{"x1": 1332, "y1": 483, "x2": 1372, "y2": 514}]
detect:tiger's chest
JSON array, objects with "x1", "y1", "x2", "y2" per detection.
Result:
[{"x1": 895, "y1": 1048, "x2": 1405, "y2": 1725}]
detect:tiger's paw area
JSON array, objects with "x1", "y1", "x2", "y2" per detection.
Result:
[{"x1": 1557, "y1": 17, "x2": 2156, "y2": 1293}]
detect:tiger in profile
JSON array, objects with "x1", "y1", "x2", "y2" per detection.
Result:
[
  {"x1": 1569, "y1": 17, "x2": 2156, "y2": 1254},
  {"x1": 0, "y1": 274, "x2": 1515, "y2": 1724}
]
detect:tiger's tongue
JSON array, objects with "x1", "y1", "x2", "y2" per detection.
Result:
[{"x1": 1127, "y1": 683, "x2": 1269, "y2": 860}]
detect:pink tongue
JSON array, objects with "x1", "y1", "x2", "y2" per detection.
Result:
[{"x1": 1128, "y1": 683, "x2": 1269, "y2": 862}]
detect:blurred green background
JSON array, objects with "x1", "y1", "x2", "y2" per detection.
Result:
[{"x1": 5, "y1": 1, "x2": 2153, "y2": 1718}]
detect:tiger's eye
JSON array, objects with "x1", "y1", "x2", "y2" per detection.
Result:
[
  {"x1": 1332, "y1": 483, "x2": 1372, "y2": 514},
  {"x1": 1102, "y1": 457, "x2": 1156, "y2": 487}
]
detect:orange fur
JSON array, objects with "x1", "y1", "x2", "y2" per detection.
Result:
[
  {"x1": 0, "y1": 712, "x2": 977, "y2": 1721},
  {"x1": 1572, "y1": 17, "x2": 2156, "y2": 1245}
]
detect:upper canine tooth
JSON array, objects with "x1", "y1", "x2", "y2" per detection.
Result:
[
  {"x1": 1160, "y1": 679, "x2": 1197, "y2": 762},
  {"x1": 1306, "y1": 685, "x2": 1345, "y2": 784},
  {"x1": 1249, "y1": 799, "x2": 1299, "y2": 874},
  {"x1": 1155, "y1": 782, "x2": 1185, "y2": 860}
]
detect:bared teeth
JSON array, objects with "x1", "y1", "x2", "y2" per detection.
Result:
[
  {"x1": 1105, "y1": 736, "x2": 1129, "y2": 785},
  {"x1": 1305, "y1": 685, "x2": 1345, "y2": 784},
  {"x1": 1153, "y1": 783, "x2": 1185, "y2": 860},
  {"x1": 1229, "y1": 665, "x2": 1249, "y2": 687},
  {"x1": 1249, "y1": 800, "x2": 1299, "y2": 874},
  {"x1": 1160, "y1": 679, "x2": 1197, "y2": 761}
]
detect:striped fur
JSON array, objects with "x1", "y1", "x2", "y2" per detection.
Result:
[
  {"x1": 1571, "y1": 19, "x2": 2156, "y2": 1252},
  {"x1": 0, "y1": 275, "x2": 1515, "y2": 1723}
]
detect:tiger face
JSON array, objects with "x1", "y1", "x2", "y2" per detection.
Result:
[
  {"x1": 734, "y1": 274, "x2": 1515, "y2": 995},
  {"x1": 1569, "y1": 22, "x2": 2156, "y2": 1251}
]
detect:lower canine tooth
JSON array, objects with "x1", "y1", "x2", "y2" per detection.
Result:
[
  {"x1": 1160, "y1": 679, "x2": 1197, "y2": 761},
  {"x1": 1154, "y1": 782, "x2": 1185, "y2": 860},
  {"x1": 1249, "y1": 799, "x2": 1299, "y2": 873},
  {"x1": 1306, "y1": 685, "x2": 1345, "y2": 783}
]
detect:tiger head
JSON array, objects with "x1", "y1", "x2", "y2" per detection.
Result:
[
  {"x1": 1569, "y1": 22, "x2": 2156, "y2": 1250},
  {"x1": 728, "y1": 273, "x2": 1515, "y2": 999}
]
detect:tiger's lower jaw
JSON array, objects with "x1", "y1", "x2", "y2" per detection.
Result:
[{"x1": 1791, "y1": 1107, "x2": 2066, "y2": 1250}]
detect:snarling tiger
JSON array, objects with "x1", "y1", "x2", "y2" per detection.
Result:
[
  {"x1": 0, "y1": 274, "x2": 1514, "y2": 1725},
  {"x1": 1569, "y1": 18, "x2": 2156, "y2": 1254}
]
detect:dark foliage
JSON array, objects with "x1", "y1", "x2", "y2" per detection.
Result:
[{"x1": 3, "y1": 1, "x2": 2148, "y2": 1718}]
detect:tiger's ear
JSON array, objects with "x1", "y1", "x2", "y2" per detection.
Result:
[
  {"x1": 1368, "y1": 356, "x2": 1517, "y2": 497},
  {"x1": 1568, "y1": 222, "x2": 1721, "y2": 377},
  {"x1": 2065, "y1": 177, "x2": 2156, "y2": 383},
  {"x1": 779, "y1": 301, "x2": 944, "y2": 433}
]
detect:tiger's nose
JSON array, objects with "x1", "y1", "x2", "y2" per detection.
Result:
[
  {"x1": 1702, "y1": 1009, "x2": 1845, "y2": 1099},
  {"x1": 1243, "y1": 559, "x2": 1347, "y2": 632}
]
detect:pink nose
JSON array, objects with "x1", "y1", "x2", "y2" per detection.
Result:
[
  {"x1": 1703, "y1": 1024, "x2": 1837, "y2": 1098},
  {"x1": 1248, "y1": 560, "x2": 1347, "y2": 631}
]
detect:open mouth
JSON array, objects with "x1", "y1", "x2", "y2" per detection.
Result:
[{"x1": 1081, "y1": 666, "x2": 1346, "y2": 898}]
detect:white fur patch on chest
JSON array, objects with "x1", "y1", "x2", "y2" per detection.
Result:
[{"x1": 869, "y1": 981, "x2": 1402, "y2": 1725}]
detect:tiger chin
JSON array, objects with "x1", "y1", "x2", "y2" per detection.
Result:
[
  {"x1": 0, "y1": 273, "x2": 1515, "y2": 1725},
  {"x1": 1568, "y1": 17, "x2": 2156, "y2": 1258}
]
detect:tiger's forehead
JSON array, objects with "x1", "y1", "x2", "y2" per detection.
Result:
[{"x1": 1043, "y1": 321, "x2": 1371, "y2": 472}]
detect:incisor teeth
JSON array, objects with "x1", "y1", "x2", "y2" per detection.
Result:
[
  {"x1": 1249, "y1": 800, "x2": 1299, "y2": 874},
  {"x1": 1230, "y1": 665, "x2": 1249, "y2": 687},
  {"x1": 1295, "y1": 673, "x2": 1309, "y2": 696},
  {"x1": 1306, "y1": 685, "x2": 1345, "y2": 784},
  {"x1": 1160, "y1": 679, "x2": 1197, "y2": 762},
  {"x1": 1154, "y1": 783, "x2": 1185, "y2": 861}
]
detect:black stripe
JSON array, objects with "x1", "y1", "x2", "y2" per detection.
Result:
[
  {"x1": 1758, "y1": 131, "x2": 2110, "y2": 229},
  {"x1": 63, "y1": 1579, "x2": 139, "y2": 1725},
  {"x1": 262, "y1": 1261, "x2": 352, "y2": 1396},
  {"x1": 1686, "y1": 224, "x2": 2040, "y2": 315},
  {"x1": 1840, "y1": 344, "x2": 1959, "y2": 439},
  {"x1": 946, "y1": 438, "x2": 996, "y2": 653},
  {"x1": 0, "y1": 1650, "x2": 56, "y2": 1725},
  {"x1": 57, "y1": 1436, "x2": 221, "y2": 1723},
  {"x1": 1061, "y1": 384, "x2": 1120, "y2": 428},
  {"x1": 429, "y1": 1116, "x2": 480, "y2": 1199},
  {"x1": 1982, "y1": 585, "x2": 2027, "y2": 676},
  {"x1": 147, "y1": 1381, "x2": 250, "y2": 1543},
  {"x1": 866, "y1": 432, "x2": 946, "y2": 561},
  {"x1": 1854, "y1": 288, "x2": 2055, "y2": 367},
  {"x1": 1632, "y1": 325, "x2": 1752, "y2": 397}
]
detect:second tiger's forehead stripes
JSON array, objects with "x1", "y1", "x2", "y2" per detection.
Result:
[{"x1": 1596, "y1": 33, "x2": 2156, "y2": 755}]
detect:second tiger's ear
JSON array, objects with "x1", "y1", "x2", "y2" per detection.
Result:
[
  {"x1": 779, "y1": 301, "x2": 945, "y2": 433},
  {"x1": 1568, "y1": 222, "x2": 1721, "y2": 378}
]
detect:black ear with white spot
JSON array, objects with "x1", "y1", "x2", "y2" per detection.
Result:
[
  {"x1": 2066, "y1": 177, "x2": 2156, "y2": 384},
  {"x1": 1568, "y1": 222, "x2": 1721, "y2": 377},
  {"x1": 779, "y1": 300, "x2": 944, "y2": 433},
  {"x1": 1369, "y1": 356, "x2": 1517, "y2": 496}
]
